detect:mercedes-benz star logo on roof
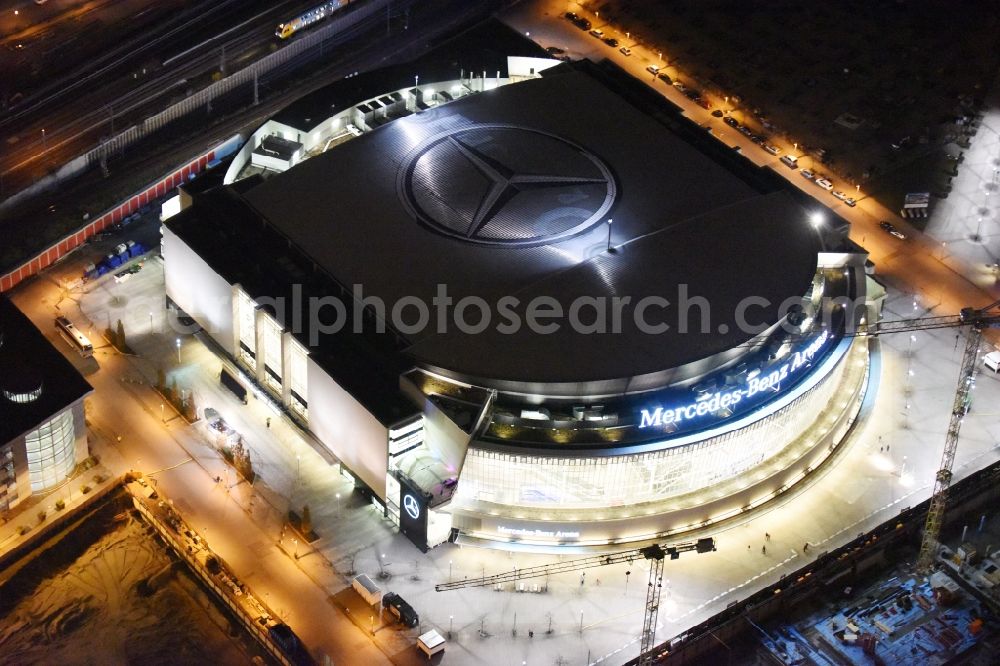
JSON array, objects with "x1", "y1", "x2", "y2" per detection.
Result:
[{"x1": 399, "y1": 124, "x2": 617, "y2": 247}]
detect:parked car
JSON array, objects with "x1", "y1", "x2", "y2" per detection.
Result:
[
  {"x1": 814, "y1": 178, "x2": 834, "y2": 191},
  {"x1": 737, "y1": 125, "x2": 753, "y2": 137},
  {"x1": 832, "y1": 190, "x2": 849, "y2": 201},
  {"x1": 619, "y1": 46, "x2": 631, "y2": 56},
  {"x1": 763, "y1": 144, "x2": 781, "y2": 156},
  {"x1": 800, "y1": 169, "x2": 816, "y2": 180},
  {"x1": 646, "y1": 64, "x2": 661, "y2": 75},
  {"x1": 657, "y1": 71, "x2": 672, "y2": 83},
  {"x1": 603, "y1": 37, "x2": 619, "y2": 47},
  {"x1": 890, "y1": 136, "x2": 911, "y2": 150},
  {"x1": 589, "y1": 28, "x2": 604, "y2": 38},
  {"x1": 574, "y1": 17, "x2": 591, "y2": 30},
  {"x1": 383, "y1": 592, "x2": 419, "y2": 628},
  {"x1": 564, "y1": 11, "x2": 578, "y2": 20},
  {"x1": 844, "y1": 197, "x2": 857, "y2": 207},
  {"x1": 723, "y1": 116, "x2": 740, "y2": 128},
  {"x1": 711, "y1": 109, "x2": 724, "y2": 117},
  {"x1": 780, "y1": 154, "x2": 798, "y2": 168},
  {"x1": 695, "y1": 97, "x2": 712, "y2": 109},
  {"x1": 879, "y1": 221, "x2": 906, "y2": 239}
]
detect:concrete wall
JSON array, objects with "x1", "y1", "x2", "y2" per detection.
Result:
[
  {"x1": 306, "y1": 356, "x2": 388, "y2": 499},
  {"x1": 161, "y1": 226, "x2": 235, "y2": 356}
]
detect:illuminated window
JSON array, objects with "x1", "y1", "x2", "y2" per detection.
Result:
[
  {"x1": 25, "y1": 410, "x2": 76, "y2": 492},
  {"x1": 3, "y1": 383, "x2": 42, "y2": 403},
  {"x1": 237, "y1": 289, "x2": 257, "y2": 370},
  {"x1": 289, "y1": 338, "x2": 309, "y2": 417},
  {"x1": 262, "y1": 314, "x2": 283, "y2": 393}
]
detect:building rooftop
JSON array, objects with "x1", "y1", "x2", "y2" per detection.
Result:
[
  {"x1": 0, "y1": 297, "x2": 92, "y2": 444},
  {"x1": 240, "y1": 64, "x2": 823, "y2": 394}
]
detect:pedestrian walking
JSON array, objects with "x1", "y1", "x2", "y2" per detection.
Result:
[
  {"x1": 580, "y1": 572, "x2": 586, "y2": 587},
  {"x1": 765, "y1": 532, "x2": 771, "y2": 541},
  {"x1": 748, "y1": 545, "x2": 751, "y2": 552},
  {"x1": 803, "y1": 542, "x2": 810, "y2": 553},
  {"x1": 266, "y1": 417, "x2": 271, "y2": 428},
  {"x1": 761, "y1": 545, "x2": 767, "y2": 555}
]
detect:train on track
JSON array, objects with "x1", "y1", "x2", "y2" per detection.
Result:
[{"x1": 275, "y1": 0, "x2": 354, "y2": 40}]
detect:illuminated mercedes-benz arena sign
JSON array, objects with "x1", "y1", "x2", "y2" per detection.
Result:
[{"x1": 164, "y1": 42, "x2": 877, "y2": 552}]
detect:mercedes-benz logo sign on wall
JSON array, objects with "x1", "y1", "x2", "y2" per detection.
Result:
[
  {"x1": 399, "y1": 124, "x2": 617, "y2": 247},
  {"x1": 403, "y1": 493, "x2": 420, "y2": 520}
]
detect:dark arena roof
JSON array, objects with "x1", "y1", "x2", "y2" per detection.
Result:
[
  {"x1": 244, "y1": 68, "x2": 823, "y2": 395},
  {"x1": 169, "y1": 30, "x2": 844, "y2": 401},
  {"x1": 0, "y1": 297, "x2": 92, "y2": 444}
]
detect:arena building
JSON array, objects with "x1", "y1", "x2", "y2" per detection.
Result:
[
  {"x1": 161, "y1": 27, "x2": 879, "y2": 551},
  {"x1": 0, "y1": 297, "x2": 92, "y2": 513}
]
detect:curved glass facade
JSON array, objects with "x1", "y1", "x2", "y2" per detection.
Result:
[
  {"x1": 456, "y1": 340, "x2": 858, "y2": 511},
  {"x1": 25, "y1": 410, "x2": 77, "y2": 492},
  {"x1": 2, "y1": 384, "x2": 42, "y2": 404}
]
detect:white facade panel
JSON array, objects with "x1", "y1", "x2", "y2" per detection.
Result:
[
  {"x1": 306, "y1": 356, "x2": 388, "y2": 499},
  {"x1": 162, "y1": 226, "x2": 235, "y2": 356}
]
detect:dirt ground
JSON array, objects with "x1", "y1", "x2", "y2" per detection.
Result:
[
  {"x1": 0, "y1": 497, "x2": 260, "y2": 665},
  {"x1": 580, "y1": 0, "x2": 1000, "y2": 213}
]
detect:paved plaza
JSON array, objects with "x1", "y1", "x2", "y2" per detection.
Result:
[{"x1": 925, "y1": 72, "x2": 1000, "y2": 277}]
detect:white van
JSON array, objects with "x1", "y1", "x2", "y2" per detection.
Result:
[{"x1": 984, "y1": 351, "x2": 1000, "y2": 373}]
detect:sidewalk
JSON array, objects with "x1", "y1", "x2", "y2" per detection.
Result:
[{"x1": 0, "y1": 457, "x2": 116, "y2": 561}]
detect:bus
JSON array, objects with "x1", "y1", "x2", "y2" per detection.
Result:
[{"x1": 55, "y1": 316, "x2": 93, "y2": 358}]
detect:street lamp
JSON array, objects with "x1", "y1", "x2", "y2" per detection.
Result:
[
  {"x1": 810, "y1": 212, "x2": 824, "y2": 229},
  {"x1": 41, "y1": 128, "x2": 46, "y2": 151},
  {"x1": 606, "y1": 218, "x2": 614, "y2": 253},
  {"x1": 175, "y1": 338, "x2": 181, "y2": 363}
]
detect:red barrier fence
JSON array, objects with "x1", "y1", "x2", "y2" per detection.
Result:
[{"x1": 1, "y1": 149, "x2": 218, "y2": 293}]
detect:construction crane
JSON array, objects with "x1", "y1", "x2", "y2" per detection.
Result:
[
  {"x1": 435, "y1": 537, "x2": 716, "y2": 663},
  {"x1": 899, "y1": 300, "x2": 1000, "y2": 572},
  {"x1": 806, "y1": 299, "x2": 1000, "y2": 572}
]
